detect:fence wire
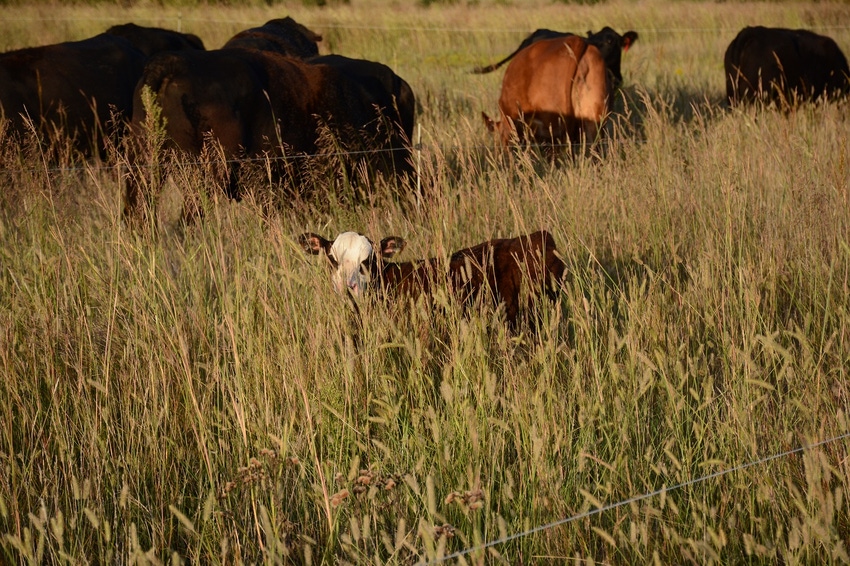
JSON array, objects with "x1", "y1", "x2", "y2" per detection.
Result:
[
  {"x1": 3, "y1": 17, "x2": 850, "y2": 34},
  {"x1": 421, "y1": 430, "x2": 850, "y2": 565}
]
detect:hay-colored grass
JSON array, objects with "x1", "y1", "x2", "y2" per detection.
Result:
[{"x1": 1, "y1": 1, "x2": 849, "y2": 564}]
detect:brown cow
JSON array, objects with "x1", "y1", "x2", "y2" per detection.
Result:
[
  {"x1": 724, "y1": 26, "x2": 850, "y2": 106},
  {"x1": 474, "y1": 26, "x2": 638, "y2": 90},
  {"x1": 481, "y1": 35, "x2": 612, "y2": 151},
  {"x1": 299, "y1": 230, "x2": 566, "y2": 326}
]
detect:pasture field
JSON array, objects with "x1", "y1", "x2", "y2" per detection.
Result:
[{"x1": 2, "y1": 0, "x2": 850, "y2": 563}]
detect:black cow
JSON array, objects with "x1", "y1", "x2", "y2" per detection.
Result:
[
  {"x1": 127, "y1": 19, "x2": 414, "y2": 214},
  {"x1": 105, "y1": 23, "x2": 204, "y2": 56},
  {"x1": 724, "y1": 26, "x2": 850, "y2": 106},
  {"x1": 310, "y1": 54, "x2": 416, "y2": 175},
  {"x1": 473, "y1": 26, "x2": 638, "y2": 89},
  {"x1": 222, "y1": 17, "x2": 322, "y2": 56},
  {"x1": 0, "y1": 24, "x2": 204, "y2": 154}
]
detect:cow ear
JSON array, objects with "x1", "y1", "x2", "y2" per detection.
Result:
[
  {"x1": 482, "y1": 111, "x2": 498, "y2": 132},
  {"x1": 379, "y1": 237, "x2": 406, "y2": 259},
  {"x1": 586, "y1": 30, "x2": 594, "y2": 37},
  {"x1": 622, "y1": 31, "x2": 638, "y2": 51},
  {"x1": 298, "y1": 232, "x2": 332, "y2": 256}
]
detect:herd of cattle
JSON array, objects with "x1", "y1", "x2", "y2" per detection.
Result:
[
  {"x1": 1, "y1": 18, "x2": 848, "y2": 181},
  {"x1": 1, "y1": 17, "x2": 848, "y2": 321}
]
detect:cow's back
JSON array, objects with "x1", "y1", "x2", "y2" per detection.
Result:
[
  {"x1": 0, "y1": 26, "x2": 203, "y2": 153},
  {"x1": 310, "y1": 54, "x2": 416, "y2": 172},
  {"x1": 106, "y1": 23, "x2": 204, "y2": 56},
  {"x1": 0, "y1": 34, "x2": 148, "y2": 144},
  {"x1": 223, "y1": 17, "x2": 321, "y2": 57},
  {"x1": 133, "y1": 49, "x2": 325, "y2": 157}
]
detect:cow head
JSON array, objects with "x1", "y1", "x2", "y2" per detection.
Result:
[
  {"x1": 299, "y1": 232, "x2": 405, "y2": 297},
  {"x1": 586, "y1": 27, "x2": 639, "y2": 88},
  {"x1": 482, "y1": 112, "x2": 519, "y2": 147}
]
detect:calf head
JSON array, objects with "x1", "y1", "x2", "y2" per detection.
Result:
[{"x1": 299, "y1": 232, "x2": 405, "y2": 296}]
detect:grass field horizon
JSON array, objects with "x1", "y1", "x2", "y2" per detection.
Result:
[{"x1": 1, "y1": 1, "x2": 849, "y2": 564}]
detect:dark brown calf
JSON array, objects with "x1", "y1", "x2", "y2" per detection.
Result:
[{"x1": 299, "y1": 230, "x2": 566, "y2": 325}]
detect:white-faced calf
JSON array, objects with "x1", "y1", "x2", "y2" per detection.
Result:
[{"x1": 298, "y1": 230, "x2": 566, "y2": 325}]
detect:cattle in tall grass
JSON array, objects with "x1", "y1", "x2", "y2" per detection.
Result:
[
  {"x1": 299, "y1": 230, "x2": 566, "y2": 326},
  {"x1": 0, "y1": 24, "x2": 204, "y2": 155},
  {"x1": 481, "y1": 35, "x2": 612, "y2": 151},
  {"x1": 724, "y1": 26, "x2": 850, "y2": 106},
  {"x1": 127, "y1": 18, "x2": 414, "y2": 215},
  {"x1": 474, "y1": 26, "x2": 638, "y2": 90}
]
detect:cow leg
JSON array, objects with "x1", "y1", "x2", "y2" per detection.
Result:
[{"x1": 121, "y1": 145, "x2": 166, "y2": 226}]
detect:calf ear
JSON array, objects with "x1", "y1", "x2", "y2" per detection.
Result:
[
  {"x1": 298, "y1": 233, "x2": 332, "y2": 255},
  {"x1": 379, "y1": 237, "x2": 406, "y2": 259},
  {"x1": 622, "y1": 31, "x2": 638, "y2": 51}
]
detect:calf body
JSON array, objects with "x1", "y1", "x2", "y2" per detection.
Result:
[{"x1": 299, "y1": 230, "x2": 566, "y2": 325}]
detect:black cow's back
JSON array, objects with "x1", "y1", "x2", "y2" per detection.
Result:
[
  {"x1": 0, "y1": 34, "x2": 148, "y2": 148},
  {"x1": 0, "y1": 25, "x2": 204, "y2": 154},
  {"x1": 725, "y1": 26, "x2": 850, "y2": 105},
  {"x1": 222, "y1": 17, "x2": 321, "y2": 57},
  {"x1": 310, "y1": 54, "x2": 416, "y2": 174}
]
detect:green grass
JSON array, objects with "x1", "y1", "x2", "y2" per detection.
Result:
[{"x1": 1, "y1": 1, "x2": 850, "y2": 563}]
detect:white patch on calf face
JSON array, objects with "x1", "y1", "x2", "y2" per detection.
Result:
[{"x1": 329, "y1": 232, "x2": 374, "y2": 296}]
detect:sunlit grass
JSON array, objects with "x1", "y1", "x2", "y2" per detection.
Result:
[{"x1": 1, "y1": 1, "x2": 850, "y2": 564}]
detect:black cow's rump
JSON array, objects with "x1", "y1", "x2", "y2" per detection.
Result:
[
  {"x1": 0, "y1": 24, "x2": 204, "y2": 154},
  {"x1": 724, "y1": 26, "x2": 850, "y2": 105}
]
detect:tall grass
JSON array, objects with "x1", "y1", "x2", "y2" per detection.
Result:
[{"x1": 1, "y1": 1, "x2": 850, "y2": 563}]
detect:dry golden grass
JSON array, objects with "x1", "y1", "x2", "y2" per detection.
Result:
[{"x1": 1, "y1": 1, "x2": 849, "y2": 564}]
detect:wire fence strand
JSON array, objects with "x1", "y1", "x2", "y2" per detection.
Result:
[
  {"x1": 421, "y1": 430, "x2": 850, "y2": 565},
  {"x1": 4, "y1": 17, "x2": 850, "y2": 35}
]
